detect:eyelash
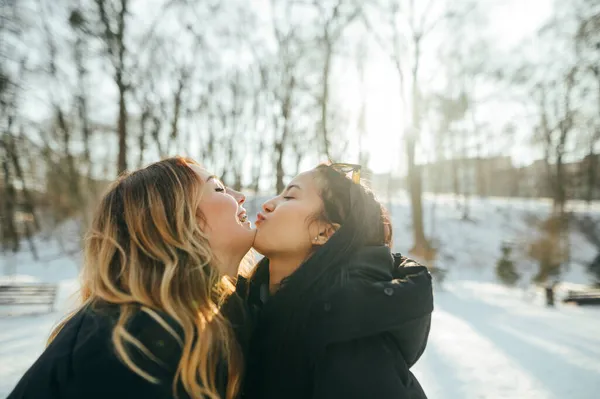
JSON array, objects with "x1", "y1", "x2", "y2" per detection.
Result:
[
  {"x1": 215, "y1": 188, "x2": 225, "y2": 192},
  {"x1": 283, "y1": 196, "x2": 294, "y2": 200}
]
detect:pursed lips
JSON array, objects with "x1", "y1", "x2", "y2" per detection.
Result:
[{"x1": 255, "y1": 212, "x2": 266, "y2": 225}]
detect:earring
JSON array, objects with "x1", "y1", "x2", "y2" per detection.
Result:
[{"x1": 314, "y1": 236, "x2": 319, "y2": 242}]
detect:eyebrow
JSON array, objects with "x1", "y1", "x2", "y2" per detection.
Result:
[
  {"x1": 207, "y1": 175, "x2": 226, "y2": 186},
  {"x1": 283, "y1": 184, "x2": 301, "y2": 193},
  {"x1": 207, "y1": 175, "x2": 225, "y2": 184}
]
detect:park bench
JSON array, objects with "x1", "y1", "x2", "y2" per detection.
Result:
[
  {"x1": 562, "y1": 289, "x2": 600, "y2": 306},
  {"x1": 0, "y1": 283, "x2": 58, "y2": 313}
]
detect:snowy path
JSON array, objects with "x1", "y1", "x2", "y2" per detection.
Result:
[
  {"x1": 0, "y1": 312, "x2": 61, "y2": 396},
  {"x1": 413, "y1": 282, "x2": 600, "y2": 399}
]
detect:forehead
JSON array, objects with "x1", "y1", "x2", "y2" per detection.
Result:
[
  {"x1": 188, "y1": 164, "x2": 212, "y2": 182},
  {"x1": 287, "y1": 171, "x2": 320, "y2": 193}
]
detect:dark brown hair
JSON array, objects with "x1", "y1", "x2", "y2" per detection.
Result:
[
  {"x1": 310, "y1": 164, "x2": 393, "y2": 247},
  {"x1": 250, "y1": 164, "x2": 395, "y2": 377},
  {"x1": 264, "y1": 162, "x2": 394, "y2": 293}
]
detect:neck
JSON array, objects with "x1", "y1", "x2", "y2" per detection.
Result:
[
  {"x1": 215, "y1": 251, "x2": 244, "y2": 279},
  {"x1": 267, "y1": 253, "x2": 308, "y2": 294}
]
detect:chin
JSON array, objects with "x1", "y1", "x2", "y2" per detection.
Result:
[
  {"x1": 250, "y1": 231, "x2": 271, "y2": 256},
  {"x1": 235, "y1": 226, "x2": 257, "y2": 252}
]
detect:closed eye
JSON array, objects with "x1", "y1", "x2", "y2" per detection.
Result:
[
  {"x1": 283, "y1": 196, "x2": 294, "y2": 200},
  {"x1": 215, "y1": 187, "x2": 225, "y2": 192}
]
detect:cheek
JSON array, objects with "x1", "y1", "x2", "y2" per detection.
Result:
[
  {"x1": 257, "y1": 203, "x2": 315, "y2": 250},
  {"x1": 277, "y1": 204, "x2": 311, "y2": 229},
  {"x1": 199, "y1": 195, "x2": 237, "y2": 233}
]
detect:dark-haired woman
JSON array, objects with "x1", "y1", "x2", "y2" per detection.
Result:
[{"x1": 240, "y1": 164, "x2": 433, "y2": 399}]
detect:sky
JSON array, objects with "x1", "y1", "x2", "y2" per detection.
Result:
[
  {"x1": 16, "y1": 0, "x2": 556, "y2": 180},
  {"x1": 352, "y1": 0, "x2": 555, "y2": 175}
]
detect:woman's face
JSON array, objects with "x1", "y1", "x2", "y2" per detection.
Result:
[
  {"x1": 189, "y1": 164, "x2": 255, "y2": 276},
  {"x1": 253, "y1": 170, "x2": 331, "y2": 258}
]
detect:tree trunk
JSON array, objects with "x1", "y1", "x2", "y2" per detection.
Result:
[
  {"x1": 553, "y1": 69, "x2": 575, "y2": 216},
  {"x1": 275, "y1": 141, "x2": 285, "y2": 193},
  {"x1": 106, "y1": 0, "x2": 129, "y2": 175},
  {"x1": 407, "y1": 142, "x2": 429, "y2": 257},
  {"x1": 294, "y1": 150, "x2": 302, "y2": 177},
  {"x1": 7, "y1": 134, "x2": 40, "y2": 232},
  {"x1": 356, "y1": 42, "x2": 368, "y2": 166},
  {"x1": 138, "y1": 107, "x2": 149, "y2": 168},
  {"x1": 407, "y1": 36, "x2": 431, "y2": 259},
  {"x1": 167, "y1": 76, "x2": 185, "y2": 156},
  {"x1": 0, "y1": 136, "x2": 19, "y2": 252},
  {"x1": 57, "y1": 109, "x2": 83, "y2": 211},
  {"x1": 555, "y1": 150, "x2": 566, "y2": 216},
  {"x1": 250, "y1": 90, "x2": 264, "y2": 194},
  {"x1": 117, "y1": 78, "x2": 127, "y2": 174},
  {"x1": 13, "y1": 142, "x2": 40, "y2": 261},
  {"x1": 586, "y1": 143, "x2": 598, "y2": 203},
  {"x1": 274, "y1": 74, "x2": 294, "y2": 193},
  {"x1": 321, "y1": 40, "x2": 332, "y2": 159},
  {"x1": 74, "y1": 34, "x2": 92, "y2": 182},
  {"x1": 252, "y1": 137, "x2": 264, "y2": 194},
  {"x1": 588, "y1": 72, "x2": 600, "y2": 203},
  {"x1": 233, "y1": 171, "x2": 243, "y2": 192},
  {"x1": 451, "y1": 155, "x2": 460, "y2": 197},
  {"x1": 461, "y1": 132, "x2": 471, "y2": 220}
]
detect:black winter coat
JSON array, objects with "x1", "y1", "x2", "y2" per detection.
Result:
[
  {"x1": 240, "y1": 246, "x2": 433, "y2": 399},
  {"x1": 8, "y1": 295, "x2": 250, "y2": 399}
]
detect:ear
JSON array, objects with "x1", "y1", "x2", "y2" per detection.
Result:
[{"x1": 313, "y1": 223, "x2": 340, "y2": 245}]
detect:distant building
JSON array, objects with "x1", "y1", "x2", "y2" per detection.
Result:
[
  {"x1": 518, "y1": 155, "x2": 600, "y2": 201},
  {"x1": 419, "y1": 154, "x2": 600, "y2": 201},
  {"x1": 421, "y1": 156, "x2": 515, "y2": 197},
  {"x1": 367, "y1": 172, "x2": 405, "y2": 198},
  {"x1": 567, "y1": 154, "x2": 600, "y2": 201},
  {"x1": 517, "y1": 160, "x2": 552, "y2": 198}
]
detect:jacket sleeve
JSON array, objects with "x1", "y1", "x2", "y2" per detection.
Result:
[{"x1": 312, "y1": 334, "x2": 413, "y2": 399}]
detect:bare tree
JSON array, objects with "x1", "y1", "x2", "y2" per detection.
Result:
[
  {"x1": 0, "y1": 134, "x2": 20, "y2": 253},
  {"x1": 69, "y1": 9, "x2": 93, "y2": 181},
  {"x1": 536, "y1": 70, "x2": 577, "y2": 216},
  {"x1": 93, "y1": 0, "x2": 130, "y2": 174},
  {"x1": 363, "y1": 0, "x2": 471, "y2": 259},
  {"x1": 249, "y1": 61, "x2": 271, "y2": 196},
  {"x1": 38, "y1": 3, "x2": 87, "y2": 221},
  {"x1": 313, "y1": 0, "x2": 361, "y2": 159},
  {"x1": 575, "y1": 8, "x2": 600, "y2": 203},
  {"x1": 439, "y1": 11, "x2": 490, "y2": 219},
  {"x1": 6, "y1": 132, "x2": 40, "y2": 258},
  {"x1": 1, "y1": 1, "x2": 33, "y2": 253},
  {"x1": 355, "y1": 39, "x2": 370, "y2": 167},
  {"x1": 266, "y1": 0, "x2": 304, "y2": 193}
]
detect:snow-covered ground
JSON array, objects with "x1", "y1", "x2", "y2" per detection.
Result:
[
  {"x1": 413, "y1": 282, "x2": 600, "y2": 399},
  {"x1": 1, "y1": 196, "x2": 599, "y2": 398}
]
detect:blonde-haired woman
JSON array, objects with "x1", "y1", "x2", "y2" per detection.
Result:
[{"x1": 8, "y1": 157, "x2": 256, "y2": 399}]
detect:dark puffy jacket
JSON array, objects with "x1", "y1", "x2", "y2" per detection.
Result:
[
  {"x1": 8, "y1": 296, "x2": 250, "y2": 399},
  {"x1": 241, "y1": 246, "x2": 433, "y2": 399}
]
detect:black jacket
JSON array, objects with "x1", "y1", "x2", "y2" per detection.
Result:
[
  {"x1": 8, "y1": 295, "x2": 250, "y2": 399},
  {"x1": 241, "y1": 246, "x2": 433, "y2": 399}
]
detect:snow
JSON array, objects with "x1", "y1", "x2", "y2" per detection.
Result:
[
  {"x1": 413, "y1": 282, "x2": 600, "y2": 399},
  {"x1": 1, "y1": 196, "x2": 600, "y2": 398},
  {"x1": 378, "y1": 193, "x2": 599, "y2": 284}
]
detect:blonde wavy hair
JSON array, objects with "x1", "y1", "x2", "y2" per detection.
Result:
[{"x1": 48, "y1": 156, "x2": 243, "y2": 399}]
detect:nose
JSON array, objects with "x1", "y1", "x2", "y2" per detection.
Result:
[
  {"x1": 226, "y1": 188, "x2": 246, "y2": 205},
  {"x1": 262, "y1": 198, "x2": 276, "y2": 213}
]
